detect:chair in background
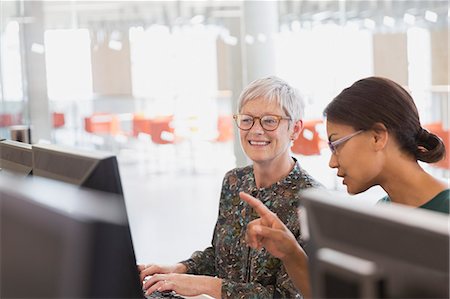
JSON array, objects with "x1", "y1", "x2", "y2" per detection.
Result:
[
  {"x1": 132, "y1": 114, "x2": 153, "y2": 137},
  {"x1": 150, "y1": 115, "x2": 175, "y2": 144},
  {"x1": 216, "y1": 115, "x2": 234, "y2": 143},
  {"x1": 131, "y1": 114, "x2": 176, "y2": 173},
  {"x1": 52, "y1": 112, "x2": 65, "y2": 128},
  {"x1": 83, "y1": 113, "x2": 122, "y2": 151},
  {"x1": 84, "y1": 113, "x2": 120, "y2": 135},
  {"x1": 291, "y1": 119, "x2": 325, "y2": 156},
  {"x1": 0, "y1": 113, "x2": 22, "y2": 128}
]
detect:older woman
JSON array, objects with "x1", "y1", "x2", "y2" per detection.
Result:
[
  {"x1": 241, "y1": 76, "x2": 448, "y2": 298},
  {"x1": 139, "y1": 76, "x2": 322, "y2": 298}
]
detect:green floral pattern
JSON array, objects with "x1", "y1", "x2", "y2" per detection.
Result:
[{"x1": 180, "y1": 159, "x2": 322, "y2": 298}]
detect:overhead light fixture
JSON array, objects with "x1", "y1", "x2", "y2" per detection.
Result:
[
  {"x1": 257, "y1": 33, "x2": 267, "y2": 43},
  {"x1": 31, "y1": 43, "x2": 45, "y2": 54},
  {"x1": 245, "y1": 34, "x2": 255, "y2": 45},
  {"x1": 108, "y1": 40, "x2": 122, "y2": 51},
  {"x1": 108, "y1": 30, "x2": 122, "y2": 51},
  {"x1": 364, "y1": 18, "x2": 376, "y2": 29},
  {"x1": 383, "y1": 16, "x2": 395, "y2": 27},
  {"x1": 425, "y1": 10, "x2": 438, "y2": 23},
  {"x1": 403, "y1": 13, "x2": 416, "y2": 25},
  {"x1": 291, "y1": 20, "x2": 301, "y2": 32},
  {"x1": 190, "y1": 15, "x2": 205, "y2": 25},
  {"x1": 220, "y1": 30, "x2": 238, "y2": 46}
]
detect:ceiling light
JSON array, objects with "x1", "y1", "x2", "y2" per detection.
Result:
[
  {"x1": 257, "y1": 33, "x2": 267, "y2": 43},
  {"x1": 245, "y1": 34, "x2": 255, "y2": 45},
  {"x1": 403, "y1": 13, "x2": 415, "y2": 25},
  {"x1": 383, "y1": 16, "x2": 395, "y2": 27},
  {"x1": 291, "y1": 20, "x2": 301, "y2": 32},
  {"x1": 31, "y1": 43, "x2": 45, "y2": 54},
  {"x1": 364, "y1": 18, "x2": 376, "y2": 29},
  {"x1": 108, "y1": 40, "x2": 122, "y2": 51},
  {"x1": 425, "y1": 10, "x2": 438, "y2": 23},
  {"x1": 190, "y1": 15, "x2": 205, "y2": 25}
]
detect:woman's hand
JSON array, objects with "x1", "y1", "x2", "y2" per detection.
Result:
[
  {"x1": 142, "y1": 273, "x2": 222, "y2": 298},
  {"x1": 138, "y1": 263, "x2": 187, "y2": 282},
  {"x1": 240, "y1": 191, "x2": 311, "y2": 298},
  {"x1": 240, "y1": 191, "x2": 300, "y2": 260}
]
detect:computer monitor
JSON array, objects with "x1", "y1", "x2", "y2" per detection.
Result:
[
  {"x1": 0, "y1": 172, "x2": 143, "y2": 298},
  {"x1": 300, "y1": 188, "x2": 449, "y2": 299},
  {"x1": 0, "y1": 139, "x2": 33, "y2": 175},
  {"x1": 32, "y1": 143, "x2": 123, "y2": 195}
]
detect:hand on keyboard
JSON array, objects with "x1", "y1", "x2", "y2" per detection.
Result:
[{"x1": 146, "y1": 290, "x2": 185, "y2": 299}]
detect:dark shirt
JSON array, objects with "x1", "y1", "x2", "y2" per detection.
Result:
[
  {"x1": 379, "y1": 189, "x2": 449, "y2": 214},
  {"x1": 180, "y1": 159, "x2": 322, "y2": 298}
]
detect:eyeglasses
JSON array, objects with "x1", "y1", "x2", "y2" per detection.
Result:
[
  {"x1": 233, "y1": 114, "x2": 291, "y2": 131},
  {"x1": 328, "y1": 130, "x2": 364, "y2": 154}
]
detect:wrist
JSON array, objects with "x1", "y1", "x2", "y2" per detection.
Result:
[
  {"x1": 175, "y1": 263, "x2": 188, "y2": 273},
  {"x1": 281, "y1": 242, "x2": 307, "y2": 266},
  {"x1": 206, "y1": 277, "x2": 222, "y2": 299}
]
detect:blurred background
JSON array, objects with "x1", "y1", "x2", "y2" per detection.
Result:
[{"x1": 1, "y1": 0, "x2": 448, "y2": 264}]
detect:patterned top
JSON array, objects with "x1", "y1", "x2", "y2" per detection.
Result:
[{"x1": 180, "y1": 158, "x2": 322, "y2": 298}]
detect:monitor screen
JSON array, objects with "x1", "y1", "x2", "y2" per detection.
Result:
[
  {"x1": 32, "y1": 143, "x2": 123, "y2": 195},
  {"x1": 0, "y1": 139, "x2": 33, "y2": 175},
  {"x1": 0, "y1": 172, "x2": 143, "y2": 298},
  {"x1": 300, "y1": 188, "x2": 449, "y2": 299}
]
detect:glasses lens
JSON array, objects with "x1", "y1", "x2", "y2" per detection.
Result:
[
  {"x1": 261, "y1": 115, "x2": 279, "y2": 130},
  {"x1": 237, "y1": 115, "x2": 253, "y2": 130}
]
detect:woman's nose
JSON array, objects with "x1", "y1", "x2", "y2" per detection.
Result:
[
  {"x1": 328, "y1": 153, "x2": 338, "y2": 169},
  {"x1": 249, "y1": 119, "x2": 265, "y2": 134}
]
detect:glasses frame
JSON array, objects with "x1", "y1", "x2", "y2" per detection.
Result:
[
  {"x1": 233, "y1": 114, "x2": 291, "y2": 131},
  {"x1": 328, "y1": 130, "x2": 364, "y2": 154}
]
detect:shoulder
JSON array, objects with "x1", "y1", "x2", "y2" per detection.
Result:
[
  {"x1": 293, "y1": 165, "x2": 323, "y2": 189},
  {"x1": 222, "y1": 165, "x2": 252, "y2": 183},
  {"x1": 421, "y1": 189, "x2": 449, "y2": 214}
]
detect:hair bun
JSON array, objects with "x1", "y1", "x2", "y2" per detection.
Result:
[
  {"x1": 415, "y1": 127, "x2": 446, "y2": 163},
  {"x1": 416, "y1": 127, "x2": 430, "y2": 142}
]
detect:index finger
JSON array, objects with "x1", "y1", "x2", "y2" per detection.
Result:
[{"x1": 239, "y1": 191, "x2": 274, "y2": 219}]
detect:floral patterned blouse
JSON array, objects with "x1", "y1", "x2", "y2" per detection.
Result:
[{"x1": 180, "y1": 158, "x2": 322, "y2": 298}]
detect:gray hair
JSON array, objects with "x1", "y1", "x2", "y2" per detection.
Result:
[{"x1": 237, "y1": 76, "x2": 305, "y2": 121}]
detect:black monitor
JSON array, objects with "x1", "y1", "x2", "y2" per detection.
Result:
[
  {"x1": 0, "y1": 172, "x2": 143, "y2": 298},
  {"x1": 32, "y1": 143, "x2": 123, "y2": 195},
  {"x1": 0, "y1": 139, "x2": 33, "y2": 175},
  {"x1": 300, "y1": 188, "x2": 449, "y2": 299}
]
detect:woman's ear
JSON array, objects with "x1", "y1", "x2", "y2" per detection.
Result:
[
  {"x1": 291, "y1": 120, "x2": 303, "y2": 140},
  {"x1": 371, "y1": 122, "x2": 388, "y2": 151}
]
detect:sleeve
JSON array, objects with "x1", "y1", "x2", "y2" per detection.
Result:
[
  {"x1": 179, "y1": 246, "x2": 217, "y2": 276},
  {"x1": 179, "y1": 173, "x2": 230, "y2": 276}
]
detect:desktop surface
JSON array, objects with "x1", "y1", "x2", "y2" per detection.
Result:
[{"x1": 0, "y1": 139, "x2": 33, "y2": 175}]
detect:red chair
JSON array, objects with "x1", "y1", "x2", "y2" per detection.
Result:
[
  {"x1": 132, "y1": 114, "x2": 153, "y2": 137},
  {"x1": 52, "y1": 112, "x2": 65, "y2": 128},
  {"x1": 0, "y1": 114, "x2": 13, "y2": 127},
  {"x1": 84, "y1": 113, "x2": 120, "y2": 135},
  {"x1": 291, "y1": 119, "x2": 325, "y2": 156},
  {"x1": 150, "y1": 116, "x2": 175, "y2": 144},
  {"x1": 424, "y1": 122, "x2": 450, "y2": 169},
  {"x1": 0, "y1": 113, "x2": 23, "y2": 127},
  {"x1": 216, "y1": 115, "x2": 234, "y2": 142}
]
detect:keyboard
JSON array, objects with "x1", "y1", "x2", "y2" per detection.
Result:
[{"x1": 146, "y1": 290, "x2": 185, "y2": 299}]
